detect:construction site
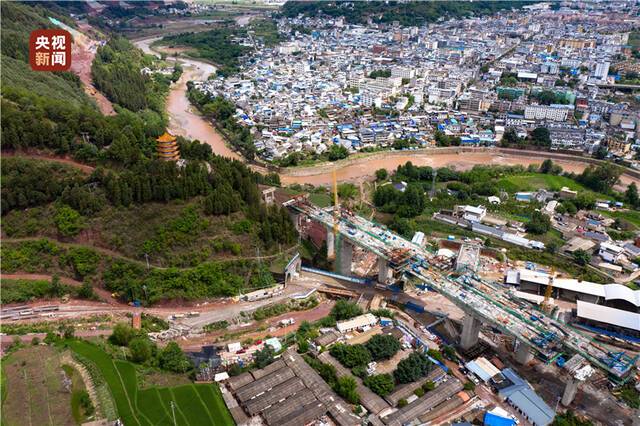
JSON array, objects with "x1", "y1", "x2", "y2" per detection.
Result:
[{"x1": 279, "y1": 178, "x2": 639, "y2": 424}]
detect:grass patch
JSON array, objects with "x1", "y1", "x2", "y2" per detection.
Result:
[
  {"x1": 496, "y1": 173, "x2": 587, "y2": 193},
  {"x1": 309, "y1": 193, "x2": 332, "y2": 208},
  {"x1": 598, "y1": 209, "x2": 640, "y2": 229},
  {"x1": 0, "y1": 278, "x2": 75, "y2": 304},
  {"x1": 68, "y1": 340, "x2": 234, "y2": 426}
]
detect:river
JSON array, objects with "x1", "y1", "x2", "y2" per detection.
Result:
[
  {"x1": 134, "y1": 37, "x2": 241, "y2": 160},
  {"x1": 133, "y1": 38, "x2": 637, "y2": 190}
]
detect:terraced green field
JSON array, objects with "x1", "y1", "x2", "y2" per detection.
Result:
[{"x1": 68, "y1": 340, "x2": 234, "y2": 426}]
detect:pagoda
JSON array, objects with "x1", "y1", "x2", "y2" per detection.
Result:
[{"x1": 156, "y1": 131, "x2": 180, "y2": 161}]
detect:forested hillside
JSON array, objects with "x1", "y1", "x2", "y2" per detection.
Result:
[
  {"x1": 281, "y1": 1, "x2": 534, "y2": 26},
  {"x1": 1, "y1": 2, "x2": 297, "y2": 304}
]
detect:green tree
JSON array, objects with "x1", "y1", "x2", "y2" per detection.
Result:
[
  {"x1": 327, "y1": 145, "x2": 349, "y2": 161},
  {"x1": 423, "y1": 381, "x2": 436, "y2": 391},
  {"x1": 129, "y1": 337, "x2": 154, "y2": 363},
  {"x1": 159, "y1": 342, "x2": 193, "y2": 373},
  {"x1": 525, "y1": 211, "x2": 551, "y2": 235},
  {"x1": 330, "y1": 343, "x2": 371, "y2": 368},
  {"x1": 335, "y1": 376, "x2": 360, "y2": 404},
  {"x1": 331, "y1": 300, "x2": 363, "y2": 321},
  {"x1": 364, "y1": 373, "x2": 395, "y2": 396},
  {"x1": 573, "y1": 249, "x2": 591, "y2": 266},
  {"x1": 375, "y1": 168, "x2": 388, "y2": 181},
  {"x1": 77, "y1": 280, "x2": 96, "y2": 299},
  {"x1": 574, "y1": 193, "x2": 595, "y2": 210},
  {"x1": 109, "y1": 322, "x2": 135, "y2": 346},
  {"x1": 365, "y1": 334, "x2": 401, "y2": 360},
  {"x1": 50, "y1": 274, "x2": 63, "y2": 297},
  {"x1": 539, "y1": 159, "x2": 554, "y2": 174},
  {"x1": 529, "y1": 127, "x2": 551, "y2": 147},
  {"x1": 254, "y1": 345, "x2": 275, "y2": 369},
  {"x1": 577, "y1": 164, "x2": 622, "y2": 193},
  {"x1": 54, "y1": 205, "x2": 85, "y2": 237},
  {"x1": 552, "y1": 410, "x2": 594, "y2": 426},
  {"x1": 626, "y1": 182, "x2": 639, "y2": 207},
  {"x1": 394, "y1": 352, "x2": 432, "y2": 383}
]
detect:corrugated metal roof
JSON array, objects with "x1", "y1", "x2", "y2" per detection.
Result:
[
  {"x1": 498, "y1": 369, "x2": 554, "y2": 426},
  {"x1": 507, "y1": 390, "x2": 554, "y2": 426},
  {"x1": 576, "y1": 300, "x2": 640, "y2": 331},
  {"x1": 465, "y1": 357, "x2": 500, "y2": 382},
  {"x1": 512, "y1": 269, "x2": 640, "y2": 307}
]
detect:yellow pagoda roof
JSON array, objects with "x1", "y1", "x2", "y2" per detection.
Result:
[{"x1": 157, "y1": 131, "x2": 176, "y2": 143}]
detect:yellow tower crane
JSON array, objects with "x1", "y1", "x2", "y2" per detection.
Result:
[{"x1": 542, "y1": 267, "x2": 555, "y2": 313}]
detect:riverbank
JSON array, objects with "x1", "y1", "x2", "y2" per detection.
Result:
[{"x1": 278, "y1": 147, "x2": 640, "y2": 190}]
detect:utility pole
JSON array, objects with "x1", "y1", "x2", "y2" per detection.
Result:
[{"x1": 170, "y1": 401, "x2": 177, "y2": 426}]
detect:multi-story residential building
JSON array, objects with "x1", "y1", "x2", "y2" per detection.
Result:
[{"x1": 524, "y1": 104, "x2": 572, "y2": 122}]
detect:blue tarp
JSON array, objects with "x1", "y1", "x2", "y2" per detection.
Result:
[{"x1": 483, "y1": 412, "x2": 516, "y2": 426}]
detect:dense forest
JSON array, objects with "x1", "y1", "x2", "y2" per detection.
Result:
[
  {"x1": 0, "y1": 2, "x2": 296, "y2": 304},
  {"x1": 92, "y1": 36, "x2": 181, "y2": 114},
  {"x1": 280, "y1": 1, "x2": 534, "y2": 26}
]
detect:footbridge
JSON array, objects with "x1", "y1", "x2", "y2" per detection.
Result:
[{"x1": 285, "y1": 197, "x2": 636, "y2": 383}]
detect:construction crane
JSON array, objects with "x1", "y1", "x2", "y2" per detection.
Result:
[{"x1": 542, "y1": 267, "x2": 555, "y2": 313}]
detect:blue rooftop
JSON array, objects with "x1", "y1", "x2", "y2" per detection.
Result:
[{"x1": 484, "y1": 412, "x2": 516, "y2": 426}]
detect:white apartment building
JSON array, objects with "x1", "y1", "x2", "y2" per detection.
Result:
[
  {"x1": 524, "y1": 104, "x2": 571, "y2": 122},
  {"x1": 391, "y1": 66, "x2": 416, "y2": 79},
  {"x1": 599, "y1": 242, "x2": 624, "y2": 264},
  {"x1": 594, "y1": 61, "x2": 610, "y2": 80}
]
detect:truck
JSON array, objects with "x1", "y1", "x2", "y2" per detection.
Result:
[{"x1": 280, "y1": 318, "x2": 296, "y2": 327}]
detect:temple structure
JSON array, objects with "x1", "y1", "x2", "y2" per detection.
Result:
[{"x1": 156, "y1": 131, "x2": 180, "y2": 161}]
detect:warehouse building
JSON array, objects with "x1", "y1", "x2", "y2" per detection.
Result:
[
  {"x1": 336, "y1": 313, "x2": 378, "y2": 333},
  {"x1": 225, "y1": 348, "x2": 360, "y2": 426},
  {"x1": 505, "y1": 268, "x2": 640, "y2": 335},
  {"x1": 492, "y1": 368, "x2": 555, "y2": 426}
]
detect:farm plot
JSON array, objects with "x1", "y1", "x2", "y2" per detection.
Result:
[
  {"x1": 68, "y1": 340, "x2": 234, "y2": 425},
  {"x1": 2, "y1": 346, "x2": 77, "y2": 426}
]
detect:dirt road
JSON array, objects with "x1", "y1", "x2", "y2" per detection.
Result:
[{"x1": 70, "y1": 23, "x2": 115, "y2": 115}]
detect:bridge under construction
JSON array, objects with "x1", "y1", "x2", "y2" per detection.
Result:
[{"x1": 284, "y1": 196, "x2": 637, "y2": 386}]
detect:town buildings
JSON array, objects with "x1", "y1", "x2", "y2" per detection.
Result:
[{"x1": 188, "y1": 3, "x2": 639, "y2": 163}]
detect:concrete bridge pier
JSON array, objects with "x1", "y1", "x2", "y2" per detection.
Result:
[
  {"x1": 561, "y1": 377, "x2": 580, "y2": 406},
  {"x1": 459, "y1": 315, "x2": 482, "y2": 350},
  {"x1": 514, "y1": 340, "x2": 534, "y2": 365},
  {"x1": 327, "y1": 229, "x2": 335, "y2": 259},
  {"x1": 339, "y1": 239, "x2": 354, "y2": 276},
  {"x1": 378, "y1": 257, "x2": 389, "y2": 284}
]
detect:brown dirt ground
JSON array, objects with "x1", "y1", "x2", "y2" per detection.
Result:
[{"x1": 2, "y1": 346, "x2": 76, "y2": 426}]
